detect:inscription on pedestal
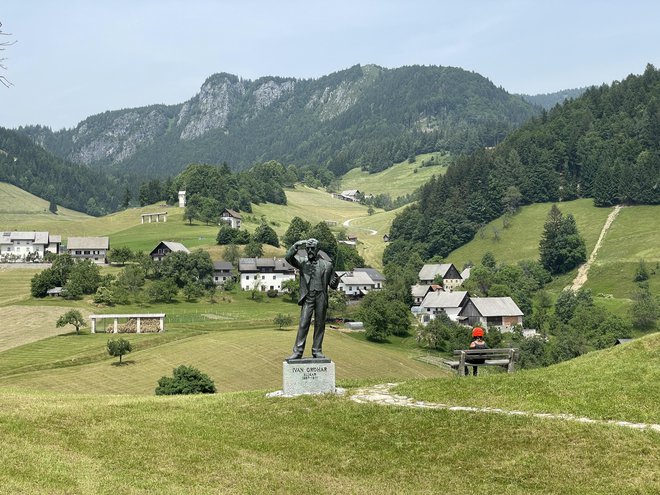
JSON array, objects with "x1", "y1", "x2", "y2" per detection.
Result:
[{"x1": 283, "y1": 359, "x2": 335, "y2": 396}]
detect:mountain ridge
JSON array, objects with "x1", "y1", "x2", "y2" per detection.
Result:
[{"x1": 17, "y1": 64, "x2": 539, "y2": 177}]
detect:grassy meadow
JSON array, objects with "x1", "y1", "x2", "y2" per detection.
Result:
[
  {"x1": 1, "y1": 182, "x2": 660, "y2": 493},
  {"x1": 338, "y1": 152, "x2": 449, "y2": 198},
  {"x1": 0, "y1": 335, "x2": 657, "y2": 494}
]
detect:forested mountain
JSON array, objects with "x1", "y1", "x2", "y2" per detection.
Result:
[
  {"x1": 520, "y1": 87, "x2": 588, "y2": 109},
  {"x1": 17, "y1": 65, "x2": 538, "y2": 177},
  {"x1": 0, "y1": 127, "x2": 123, "y2": 215},
  {"x1": 385, "y1": 64, "x2": 660, "y2": 265}
]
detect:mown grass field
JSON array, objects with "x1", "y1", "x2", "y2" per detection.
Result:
[
  {"x1": 397, "y1": 333, "x2": 660, "y2": 424},
  {"x1": 338, "y1": 152, "x2": 449, "y2": 198},
  {"x1": 0, "y1": 336, "x2": 657, "y2": 494},
  {"x1": 448, "y1": 199, "x2": 613, "y2": 268}
]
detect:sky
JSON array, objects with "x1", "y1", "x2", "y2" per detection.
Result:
[{"x1": 1, "y1": 0, "x2": 659, "y2": 130}]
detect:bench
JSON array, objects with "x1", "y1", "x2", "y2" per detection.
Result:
[{"x1": 443, "y1": 348, "x2": 518, "y2": 376}]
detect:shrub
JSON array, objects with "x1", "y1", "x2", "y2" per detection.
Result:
[
  {"x1": 266, "y1": 288, "x2": 278, "y2": 298},
  {"x1": 155, "y1": 365, "x2": 216, "y2": 395}
]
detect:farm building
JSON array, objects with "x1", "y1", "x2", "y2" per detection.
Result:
[
  {"x1": 0, "y1": 231, "x2": 61, "y2": 261},
  {"x1": 66, "y1": 237, "x2": 109, "y2": 264},
  {"x1": 418, "y1": 263, "x2": 463, "y2": 290},
  {"x1": 149, "y1": 241, "x2": 190, "y2": 261},
  {"x1": 239, "y1": 257, "x2": 295, "y2": 292},
  {"x1": 458, "y1": 297, "x2": 524, "y2": 331}
]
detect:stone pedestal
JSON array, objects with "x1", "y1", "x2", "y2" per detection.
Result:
[{"x1": 282, "y1": 358, "x2": 335, "y2": 396}]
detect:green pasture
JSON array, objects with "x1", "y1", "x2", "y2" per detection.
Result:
[
  {"x1": 0, "y1": 351, "x2": 657, "y2": 493},
  {"x1": 0, "y1": 325, "x2": 444, "y2": 395},
  {"x1": 447, "y1": 199, "x2": 613, "y2": 269},
  {"x1": 0, "y1": 265, "x2": 41, "y2": 306},
  {"x1": 397, "y1": 332, "x2": 660, "y2": 424},
  {"x1": 0, "y1": 182, "x2": 90, "y2": 232},
  {"x1": 596, "y1": 205, "x2": 660, "y2": 262},
  {"x1": 339, "y1": 152, "x2": 449, "y2": 198}
]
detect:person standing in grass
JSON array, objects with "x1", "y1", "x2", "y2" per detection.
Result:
[{"x1": 465, "y1": 327, "x2": 488, "y2": 376}]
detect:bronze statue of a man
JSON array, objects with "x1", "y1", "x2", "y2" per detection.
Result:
[{"x1": 285, "y1": 238, "x2": 342, "y2": 360}]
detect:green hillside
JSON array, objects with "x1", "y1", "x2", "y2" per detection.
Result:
[
  {"x1": 447, "y1": 199, "x2": 612, "y2": 268},
  {"x1": 338, "y1": 152, "x2": 449, "y2": 199},
  {"x1": 0, "y1": 182, "x2": 91, "y2": 228},
  {"x1": 445, "y1": 200, "x2": 660, "y2": 316},
  {"x1": 0, "y1": 335, "x2": 657, "y2": 493}
]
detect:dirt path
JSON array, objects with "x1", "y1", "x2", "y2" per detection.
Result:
[
  {"x1": 569, "y1": 205, "x2": 622, "y2": 291},
  {"x1": 350, "y1": 383, "x2": 660, "y2": 432},
  {"x1": 342, "y1": 217, "x2": 378, "y2": 235}
]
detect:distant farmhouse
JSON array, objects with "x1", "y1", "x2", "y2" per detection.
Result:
[
  {"x1": 411, "y1": 284, "x2": 439, "y2": 305},
  {"x1": 336, "y1": 271, "x2": 374, "y2": 297},
  {"x1": 213, "y1": 261, "x2": 233, "y2": 286},
  {"x1": 418, "y1": 291, "x2": 469, "y2": 324},
  {"x1": 0, "y1": 231, "x2": 61, "y2": 261},
  {"x1": 219, "y1": 208, "x2": 242, "y2": 229},
  {"x1": 239, "y1": 257, "x2": 295, "y2": 292},
  {"x1": 458, "y1": 297, "x2": 523, "y2": 331},
  {"x1": 353, "y1": 268, "x2": 385, "y2": 290},
  {"x1": 418, "y1": 263, "x2": 463, "y2": 291},
  {"x1": 149, "y1": 241, "x2": 190, "y2": 261},
  {"x1": 333, "y1": 190, "x2": 361, "y2": 202},
  {"x1": 67, "y1": 237, "x2": 109, "y2": 263}
]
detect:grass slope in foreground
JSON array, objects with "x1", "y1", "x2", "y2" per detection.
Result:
[
  {"x1": 0, "y1": 337, "x2": 658, "y2": 494},
  {"x1": 396, "y1": 332, "x2": 660, "y2": 424}
]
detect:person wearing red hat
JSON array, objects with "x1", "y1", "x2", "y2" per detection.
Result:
[{"x1": 466, "y1": 327, "x2": 488, "y2": 376}]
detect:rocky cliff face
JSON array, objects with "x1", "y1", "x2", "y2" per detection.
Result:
[{"x1": 70, "y1": 109, "x2": 170, "y2": 164}]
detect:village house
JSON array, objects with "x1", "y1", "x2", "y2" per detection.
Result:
[
  {"x1": 336, "y1": 270, "x2": 379, "y2": 297},
  {"x1": 458, "y1": 297, "x2": 524, "y2": 331},
  {"x1": 219, "y1": 208, "x2": 242, "y2": 229},
  {"x1": 418, "y1": 290, "x2": 469, "y2": 324},
  {"x1": 335, "y1": 189, "x2": 361, "y2": 202},
  {"x1": 149, "y1": 241, "x2": 190, "y2": 261},
  {"x1": 66, "y1": 237, "x2": 109, "y2": 263},
  {"x1": 213, "y1": 261, "x2": 233, "y2": 286},
  {"x1": 0, "y1": 231, "x2": 61, "y2": 261},
  {"x1": 239, "y1": 257, "x2": 295, "y2": 292},
  {"x1": 411, "y1": 284, "x2": 440, "y2": 305},
  {"x1": 418, "y1": 263, "x2": 463, "y2": 290},
  {"x1": 353, "y1": 268, "x2": 385, "y2": 290}
]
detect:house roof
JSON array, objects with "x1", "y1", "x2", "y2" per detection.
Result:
[
  {"x1": 418, "y1": 263, "x2": 460, "y2": 281},
  {"x1": 354, "y1": 267, "x2": 385, "y2": 282},
  {"x1": 157, "y1": 241, "x2": 190, "y2": 254},
  {"x1": 337, "y1": 270, "x2": 375, "y2": 286},
  {"x1": 238, "y1": 257, "x2": 294, "y2": 273},
  {"x1": 460, "y1": 267, "x2": 471, "y2": 280},
  {"x1": 420, "y1": 291, "x2": 468, "y2": 309},
  {"x1": 222, "y1": 208, "x2": 242, "y2": 219},
  {"x1": 49, "y1": 235, "x2": 62, "y2": 244},
  {"x1": 0, "y1": 231, "x2": 51, "y2": 245},
  {"x1": 468, "y1": 297, "x2": 524, "y2": 317},
  {"x1": 213, "y1": 261, "x2": 233, "y2": 271},
  {"x1": 411, "y1": 284, "x2": 432, "y2": 298},
  {"x1": 67, "y1": 237, "x2": 110, "y2": 250},
  {"x1": 341, "y1": 189, "x2": 359, "y2": 196}
]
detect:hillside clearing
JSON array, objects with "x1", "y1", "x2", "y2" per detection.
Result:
[{"x1": 339, "y1": 152, "x2": 449, "y2": 198}]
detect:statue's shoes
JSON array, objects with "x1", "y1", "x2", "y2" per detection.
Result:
[
  {"x1": 312, "y1": 353, "x2": 326, "y2": 359},
  {"x1": 286, "y1": 353, "x2": 303, "y2": 361}
]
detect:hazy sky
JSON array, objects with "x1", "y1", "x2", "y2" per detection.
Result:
[{"x1": 1, "y1": 0, "x2": 658, "y2": 130}]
